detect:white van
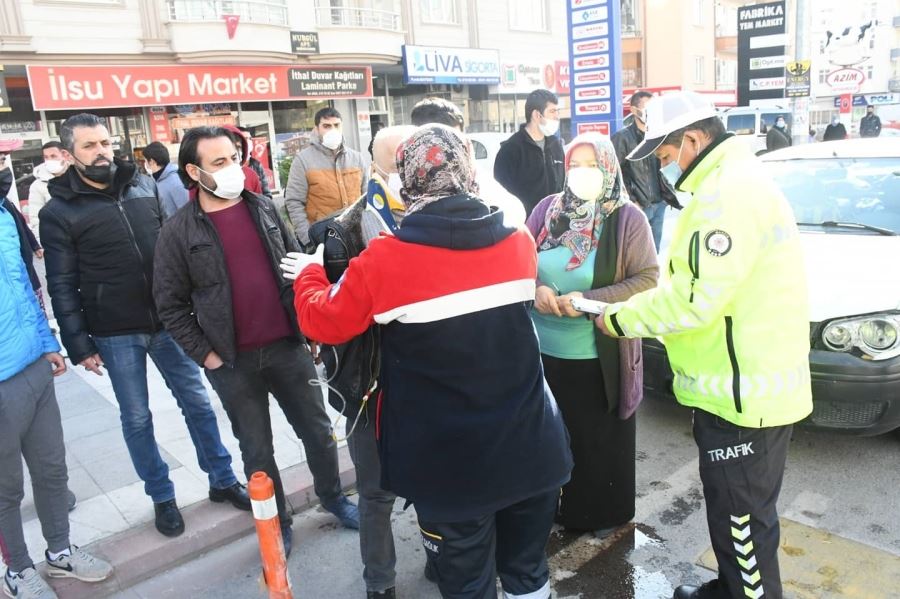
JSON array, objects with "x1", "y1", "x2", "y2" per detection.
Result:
[{"x1": 722, "y1": 105, "x2": 793, "y2": 154}]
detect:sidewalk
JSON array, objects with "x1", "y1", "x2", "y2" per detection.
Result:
[{"x1": 15, "y1": 319, "x2": 352, "y2": 596}]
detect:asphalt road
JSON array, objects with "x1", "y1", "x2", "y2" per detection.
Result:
[{"x1": 118, "y1": 397, "x2": 900, "y2": 599}]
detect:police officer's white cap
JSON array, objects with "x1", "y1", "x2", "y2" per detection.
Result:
[{"x1": 627, "y1": 91, "x2": 718, "y2": 161}]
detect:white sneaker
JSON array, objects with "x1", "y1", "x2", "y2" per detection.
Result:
[
  {"x1": 45, "y1": 546, "x2": 112, "y2": 582},
  {"x1": 3, "y1": 568, "x2": 58, "y2": 599}
]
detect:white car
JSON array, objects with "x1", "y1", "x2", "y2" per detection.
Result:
[
  {"x1": 468, "y1": 132, "x2": 527, "y2": 227},
  {"x1": 646, "y1": 138, "x2": 900, "y2": 435}
]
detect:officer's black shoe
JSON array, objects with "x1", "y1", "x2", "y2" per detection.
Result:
[
  {"x1": 673, "y1": 579, "x2": 728, "y2": 599},
  {"x1": 367, "y1": 588, "x2": 396, "y2": 599}
]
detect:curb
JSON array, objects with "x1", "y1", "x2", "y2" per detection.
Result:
[{"x1": 46, "y1": 447, "x2": 356, "y2": 598}]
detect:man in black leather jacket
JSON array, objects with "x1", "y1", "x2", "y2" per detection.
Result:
[
  {"x1": 611, "y1": 90, "x2": 678, "y2": 251},
  {"x1": 40, "y1": 114, "x2": 249, "y2": 539}
]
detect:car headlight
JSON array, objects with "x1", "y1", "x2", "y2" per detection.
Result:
[{"x1": 822, "y1": 313, "x2": 900, "y2": 360}]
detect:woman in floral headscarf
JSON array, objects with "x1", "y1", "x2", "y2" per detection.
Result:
[
  {"x1": 526, "y1": 132, "x2": 659, "y2": 534},
  {"x1": 292, "y1": 124, "x2": 573, "y2": 599}
]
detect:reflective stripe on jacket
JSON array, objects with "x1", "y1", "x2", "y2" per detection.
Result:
[{"x1": 603, "y1": 135, "x2": 812, "y2": 428}]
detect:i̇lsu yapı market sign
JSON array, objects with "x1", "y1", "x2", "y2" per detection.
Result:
[
  {"x1": 26, "y1": 65, "x2": 373, "y2": 110},
  {"x1": 402, "y1": 45, "x2": 501, "y2": 85}
]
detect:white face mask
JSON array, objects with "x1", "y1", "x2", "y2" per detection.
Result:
[
  {"x1": 538, "y1": 116, "x2": 560, "y2": 137},
  {"x1": 387, "y1": 172, "x2": 403, "y2": 197},
  {"x1": 322, "y1": 129, "x2": 343, "y2": 150},
  {"x1": 44, "y1": 160, "x2": 65, "y2": 175},
  {"x1": 566, "y1": 167, "x2": 606, "y2": 201},
  {"x1": 198, "y1": 163, "x2": 245, "y2": 200}
]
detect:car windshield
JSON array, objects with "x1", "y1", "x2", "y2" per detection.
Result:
[{"x1": 765, "y1": 156, "x2": 900, "y2": 234}]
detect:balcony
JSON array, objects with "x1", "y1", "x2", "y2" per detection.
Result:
[
  {"x1": 165, "y1": 0, "x2": 293, "y2": 61},
  {"x1": 315, "y1": 7, "x2": 401, "y2": 32},
  {"x1": 311, "y1": 5, "x2": 404, "y2": 64},
  {"x1": 168, "y1": 0, "x2": 288, "y2": 26}
]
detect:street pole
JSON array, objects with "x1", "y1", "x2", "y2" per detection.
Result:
[{"x1": 792, "y1": 0, "x2": 810, "y2": 143}]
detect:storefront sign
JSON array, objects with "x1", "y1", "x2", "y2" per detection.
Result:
[
  {"x1": 0, "y1": 121, "x2": 41, "y2": 134},
  {"x1": 784, "y1": 60, "x2": 811, "y2": 97},
  {"x1": 148, "y1": 107, "x2": 172, "y2": 143},
  {"x1": 832, "y1": 94, "x2": 897, "y2": 107},
  {"x1": 290, "y1": 31, "x2": 319, "y2": 55},
  {"x1": 567, "y1": 0, "x2": 623, "y2": 136},
  {"x1": 501, "y1": 63, "x2": 545, "y2": 94},
  {"x1": 577, "y1": 122, "x2": 609, "y2": 135},
  {"x1": 0, "y1": 65, "x2": 10, "y2": 113},
  {"x1": 26, "y1": 65, "x2": 373, "y2": 110},
  {"x1": 737, "y1": 1, "x2": 786, "y2": 105},
  {"x1": 402, "y1": 45, "x2": 500, "y2": 85},
  {"x1": 170, "y1": 114, "x2": 237, "y2": 129},
  {"x1": 554, "y1": 62, "x2": 570, "y2": 95},
  {"x1": 825, "y1": 67, "x2": 865, "y2": 95}
]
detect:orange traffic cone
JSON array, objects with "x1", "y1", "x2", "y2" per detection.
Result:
[{"x1": 248, "y1": 471, "x2": 292, "y2": 599}]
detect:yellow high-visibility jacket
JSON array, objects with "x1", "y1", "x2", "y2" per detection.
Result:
[{"x1": 603, "y1": 135, "x2": 812, "y2": 428}]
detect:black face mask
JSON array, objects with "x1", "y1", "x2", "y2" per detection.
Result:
[
  {"x1": 0, "y1": 168, "x2": 11, "y2": 198},
  {"x1": 74, "y1": 156, "x2": 117, "y2": 185}
]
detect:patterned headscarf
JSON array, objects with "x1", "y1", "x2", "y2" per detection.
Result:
[
  {"x1": 535, "y1": 133, "x2": 629, "y2": 270},
  {"x1": 396, "y1": 124, "x2": 478, "y2": 215}
]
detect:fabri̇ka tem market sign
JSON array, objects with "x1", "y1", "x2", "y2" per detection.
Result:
[{"x1": 26, "y1": 65, "x2": 373, "y2": 111}]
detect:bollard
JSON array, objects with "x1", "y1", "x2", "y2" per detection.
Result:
[{"x1": 248, "y1": 471, "x2": 292, "y2": 599}]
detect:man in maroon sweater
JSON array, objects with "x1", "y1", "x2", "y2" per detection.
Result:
[{"x1": 152, "y1": 127, "x2": 359, "y2": 556}]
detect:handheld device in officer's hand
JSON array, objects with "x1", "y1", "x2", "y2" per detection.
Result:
[{"x1": 570, "y1": 297, "x2": 607, "y2": 315}]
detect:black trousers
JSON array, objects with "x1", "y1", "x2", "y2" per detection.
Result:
[
  {"x1": 205, "y1": 339, "x2": 343, "y2": 525},
  {"x1": 417, "y1": 489, "x2": 559, "y2": 599},
  {"x1": 693, "y1": 409, "x2": 792, "y2": 599}
]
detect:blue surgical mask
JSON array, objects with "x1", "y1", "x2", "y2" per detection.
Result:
[{"x1": 660, "y1": 138, "x2": 686, "y2": 190}]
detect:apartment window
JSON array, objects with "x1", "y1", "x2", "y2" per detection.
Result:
[
  {"x1": 692, "y1": 0, "x2": 704, "y2": 26},
  {"x1": 716, "y1": 59, "x2": 736, "y2": 87},
  {"x1": 694, "y1": 56, "x2": 705, "y2": 84},
  {"x1": 509, "y1": 0, "x2": 546, "y2": 32},
  {"x1": 715, "y1": 4, "x2": 737, "y2": 37},
  {"x1": 168, "y1": 0, "x2": 289, "y2": 26},
  {"x1": 818, "y1": 69, "x2": 828, "y2": 84},
  {"x1": 421, "y1": 0, "x2": 459, "y2": 25},
  {"x1": 621, "y1": 0, "x2": 640, "y2": 36}
]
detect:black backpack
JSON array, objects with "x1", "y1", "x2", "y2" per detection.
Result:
[{"x1": 309, "y1": 213, "x2": 381, "y2": 414}]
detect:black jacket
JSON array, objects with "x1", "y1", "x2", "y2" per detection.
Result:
[
  {"x1": 41, "y1": 160, "x2": 163, "y2": 364},
  {"x1": 152, "y1": 191, "x2": 303, "y2": 366},
  {"x1": 823, "y1": 123, "x2": 847, "y2": 141},
  {"x1": 860, "y1": 114, "x2": 882, "y2": 138},
  {"x1": 493, "y1": 126, "x2": 564, "y2": 215},
  {"x1": 611, "y1": 122, "x2": 677, "y2": 209},
  {"x1": 765, "y1": 126, "x2": 792, "y2": 152}
]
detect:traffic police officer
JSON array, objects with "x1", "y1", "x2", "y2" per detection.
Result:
[{"x1": 590, "y1": 92, "x2": 812, "y2": 599}]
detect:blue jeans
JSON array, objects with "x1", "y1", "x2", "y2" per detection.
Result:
[
  {"x1": 93, "y1": 330, "x2": 238, "y2": 503},
  {"x1": 643, "y1": 201, "x2": 667, "y2": 252}
]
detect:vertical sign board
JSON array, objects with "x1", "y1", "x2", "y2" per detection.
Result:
[
  {"x1": 566, "y1": 0, "x2": 623, "y2": 137},
  {"x1": 736, "y1": 1, "x2": 786, "y2": 106}
]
